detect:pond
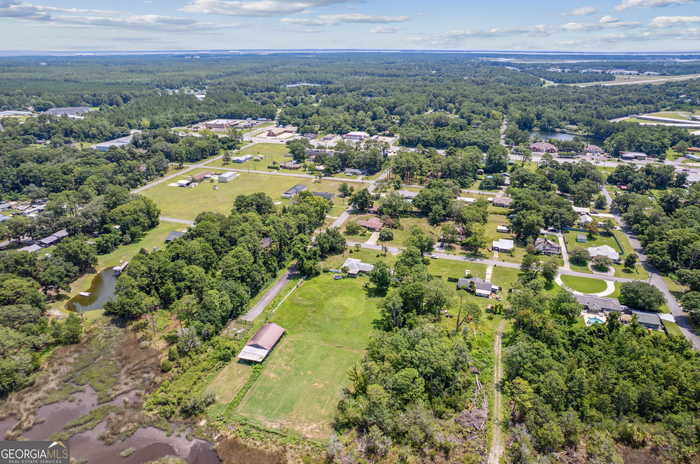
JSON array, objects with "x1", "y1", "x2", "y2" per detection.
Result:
[
  {"x1": 65, "y1": 268, "x2": 119, "y2": 312},
  {"x1": 530, "y1": 130, "x2": 577, "y2": 142}
]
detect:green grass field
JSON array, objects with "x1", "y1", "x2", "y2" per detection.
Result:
[
  {"x1": 560, "y1": 274, "x2": 608, "y2": 294},
  {"x1": 235, "y1": 273, "x2": 382, "y2": 439},
  {"x1": 142, "y1": 168, "x2": 344, "y2": 221},
  {"x1": 206, "y1": 143, "x2": 292, "y2": 170}
]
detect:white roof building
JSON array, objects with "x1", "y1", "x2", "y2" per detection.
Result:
[
  {"x1": 587, "y1": 245, "x2": 620, "y2": 262},
  {"x1": 492, "y1": 239, "x2": 514, "y2": 252},
  {"x1": 342, "y1": 258, "x2": 374, "y2": 275}
]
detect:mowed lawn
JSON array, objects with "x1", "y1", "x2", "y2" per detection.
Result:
[
  {"x1": 143, "y1": 169, "x2": 344, "y2": 221},
  {"x1": 235, "y1": 273, "x2": 381, "y2": 439},
  {"x1": 560, "y1": 274, "x2": 608, "y2": 294},
  {"x1": 207, "y1": 143, "x2": 291, "y2": 170}
]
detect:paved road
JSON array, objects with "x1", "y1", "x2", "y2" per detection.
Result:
[
  {"x1": 601, "y1": 187, "x2": 700, "y2": 349},
  {"x1": 187, "y1": 164, "x2": 373, "y2": 185},
  {"x1": 240, "y1": 269, "x2": 294, "y2": 321},
  {"x1": 159, "y1": 216, "x2": 194, "y2": 225}
]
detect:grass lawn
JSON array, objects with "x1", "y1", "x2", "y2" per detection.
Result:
[
  {"x1": 206, "y1": 143, "x2": 291, "y2": 170},
  {"x1": 51, "y1": 221, "x2": 185, "y2": 312},
  {"x1": 662, "y1": 320, "x2": 684, "y2": 338},
  {"x1": 647, "y1": 111, "x2": 691, "y2": 120},
  {"x1": 491, "y1": 266, "x2": 521, "y2": 292},
  {"x1": 142, "y1": 169, "x2": 344, "y2": 221},
  {"x1": 560, "y1": 274, "x2": 608, "y2": 294},
  {"x1": 427, "y1": 259, "x2": 486, "y2": 280},
  {"x1": 235, "y1": 273, "x2": 382, "y2": 439},
  {"x1": 386, "y1": 216, "x2": 440, "y2": 248}
]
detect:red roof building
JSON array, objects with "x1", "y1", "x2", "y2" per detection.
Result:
[{"x1": 238, "y1": 323, "x2": 285, "y2": 363}]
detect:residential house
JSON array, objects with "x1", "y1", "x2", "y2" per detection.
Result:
[
  {"x1": 492, "y1": 196, "x2": 513, "y2": 208},
  {"x1": 280, "y1": 161, "x2": 303, "y2": 170},
  {"x1": 191, "y1": 172, "x2": 213, "y2": 182},
  {"x1": 165, "y1": 231, "x2": 185, "y2": 243},
  {"x1": 585, "y1": 144, "x2": 604, "y2": 155},
  {"x1": 344, "y1": 168, "x2": 364, "y2": 176},
  {"x1": 37, "y1": 229, "x2": 69, "y2": 247},
  {"x1": 492, "y1": 239, "x2": 514, "y2": 253},
  {"x1": 458, "y1": 277, "x2": 496, "y2": 298},
  {"x1": 587, "y1": 245, "x2": 620, "y2": 262},
  {"x1": 530, "y1": 142, "x2": 558, "y2": 154},
  {"x1": 238, "y1": 323, "x2": 286, "y2": 363},
  {"x1": 312, "y1": 192, "x2": 334, "y2": 201},
  {"x1": 534, "y1": 237, "x2": 561, "y2": 255},
  {"x1": 397, "y1": 190, "x2": 418, "y2": 200},
  {"x1": 358, "y1": 217, "x2": 384, "y2": 232},
  {"x1": 575, "y1": 294, "x2": 623, "y2": 313},
  {"x1": 342, "y1": 258, "x2": 374, "y2": 276},
  {"x1": 282, "y1": 184, "x2": 307, "y2": 199}
]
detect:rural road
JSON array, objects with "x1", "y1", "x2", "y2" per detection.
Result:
[
  {"x1": 159, "y1": 216, "x2": 194, "y2": 225},
  {"x1": 240, "y1": 269, "x2": 294, "y2": 321},
  {"x1": 487, "y1": 320, "x2": 506, "y2": 464},
  {"x1": 601, "y1": 187, "x2": 700, "y2": 350}
]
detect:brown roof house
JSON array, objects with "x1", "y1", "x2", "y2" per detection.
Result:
[
  {"x1": 530, "y1": 142, "x2": 558, "y2": 154},
  {"x1": 238, "y1": 323, "x2": 286, "y2": 363},
  {"x1": 358, "y1": 217, "x2": 384, "y2": 232}
]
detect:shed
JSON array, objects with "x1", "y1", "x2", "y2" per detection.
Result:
[
  {"x1": 238, "y1": 323, "x2": 286, "y2": 362},
  {"x1": 218, "y1": 172, "x2": 238, "y2": 183}
]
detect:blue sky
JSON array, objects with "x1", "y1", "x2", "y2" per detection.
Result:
[{"x1": 1, "y1": 0, "x2": 699, "y2": 51}]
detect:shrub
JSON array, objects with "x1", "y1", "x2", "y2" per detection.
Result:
[
  {"x1": 345, "y1": 222, "x2": 363, "y2": 236},
  {"x1": 591, "y1": 256, "x2": 612, "y2": 272},
  {"x1": 570, "y1": 248, "x2": 589, "y2": 266},
  {"x1": 160, "y1": 359, "x2": 172, "y2": 372},
  {"x1": 179, "y1": 391, "x2": 215, "y2": 417},
  {"x1": 378, "y1": 229, "x2": 394, "y2": 242},
  {"x1": 619, "y1": 281, "x2": 665, "y2": 312}
]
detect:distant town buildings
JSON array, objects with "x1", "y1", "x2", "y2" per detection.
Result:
[{"x1": 43, "y1": 107, "x2": 93, "y2": 118}]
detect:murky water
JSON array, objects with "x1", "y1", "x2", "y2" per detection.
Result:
[
  {"x1": 530, "y1": 130, "x2": 577, "y2": 142},
  {"x1": 66, "y1": 268, "x2": 119, "y2": 312},
  {"x1": 15, "y1": 386, "x2": 221, "y2": 463},
  {"x1": 69, "y1": 424, "x2": 220, "y2": 464},
  {"x1": 0, "y1": 415, "x2": 17, "y2": 438},
  {"x1": 23, "y1": 387, "x2": 98, "y2": 440}
]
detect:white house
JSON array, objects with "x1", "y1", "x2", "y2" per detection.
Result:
[
  {"x1": 492, "y1": 239, "x2": 514, "y2": 253},
  {"x1": 587, "y1": 245, "x2": 620, "y2": 262}
]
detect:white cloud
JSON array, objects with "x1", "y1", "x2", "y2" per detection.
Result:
[
  {"x1": 600, "y1": 15, "x2": 620, "y2": 23},
  {"x1": 281, "y1": 13, "x2": 409, "y2": 26},
  {"x1": 0, "y1": 1, "x2": 226, "y2": 32},
  {"x1": 566, "y1": 6, "x2": 597, "y2": 16},
  {"x1": 615, "y1": 0, "x2": 696, "y2": 11},
  {"x1": 181, "y1": 0, "x2": 351, "y2": 17},
  {"x1": 651, "y1": 15, "x2": 700, "y2": 26},
  {"x1": 371, "y1": 25, "x2": 399, "y2": 34}
]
